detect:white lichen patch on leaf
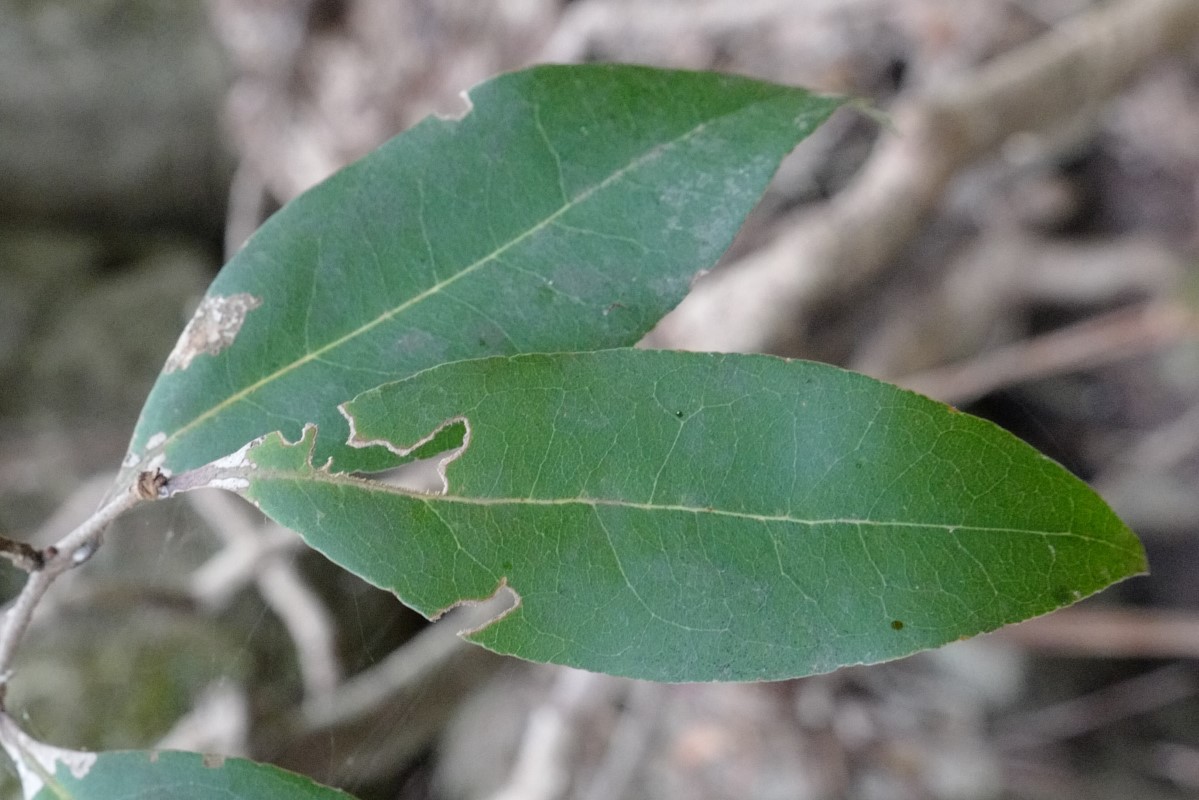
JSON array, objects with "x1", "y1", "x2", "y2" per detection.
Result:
[
  {"x1": 123, "y1": 431, "x2": 168, "y2": 470},
  {"x1": 205, "y1": 477, "x2": 251, "y2": 492},
  {"x1": 0, "y1": 714, "x2": 97, "y2": 800},
  {"x1": 164, "y1": 292, "x2": 262, "y2": 373},
  {"x1": 160, "y1": 432, "x2": 268, "y2": 496},
  {"x1": 207, "y1": 435, "x2": 261, "y2": 471}
]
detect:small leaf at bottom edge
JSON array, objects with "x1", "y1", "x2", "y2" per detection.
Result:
[{"x1": 29, "y1": 749, "x2": 355, "y2": 800}]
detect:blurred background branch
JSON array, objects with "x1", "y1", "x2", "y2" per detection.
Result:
[{"x1": 1, "y1": 0, "x2": 1197, "y2": 798}]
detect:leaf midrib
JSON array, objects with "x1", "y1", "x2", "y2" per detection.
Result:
[
  {"x1": 248, "y1": 468, "x2": 1135, "y2": 552},
  {"x1": 146, "y1": 96, "x2": 782, "y2": 468}
]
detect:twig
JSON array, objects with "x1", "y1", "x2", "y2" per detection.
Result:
[
  {"x1": 0, "y1": 471, "x2": 164, "y2": 704},
  {"x1": 896, "y1": 301, "x2": 1198, "y2": 405},
  {"x1": 653, "y1": 0, "x2": 1199, "y2": 354}
]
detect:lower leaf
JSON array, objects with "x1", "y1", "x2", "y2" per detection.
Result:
[
  {"x1": 16, "y1": 748, "x2": 353, "y2": 800},
  {"x1": 206, "y1": 350, "x2": 1146, "y2": 682}
]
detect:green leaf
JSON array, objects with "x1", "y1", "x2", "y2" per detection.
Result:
[
  {"x1": 23, "y1": 749, "x2": 354, "y2": 800},
  {"x1": 226, "y1": 350, "x2": 1145, "y2": 682},
  {"x1": 123, "y1": 65, "x2": 843, "y2": 482}
]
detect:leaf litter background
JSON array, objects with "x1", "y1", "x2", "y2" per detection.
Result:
[{"x1": 1, "y1": 0, "x2": 1198, "y2": 798}]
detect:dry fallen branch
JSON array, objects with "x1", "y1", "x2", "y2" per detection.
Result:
[
  {"x1": 653, "y1": 0, "x2": 1199, "y2": 354},
  {"x1": 996, "y1": 662, "x2": 1197, "y2": 748},
  {"x1": 301, "y1": 593, "x2": 511, "y2": 732},
  {"x1": 994, "y1": 606, "x2": 1199, "y2": 661},
  {"x1": 578, "y1": 681, "x2": 661, "y2": 800},
  {"x1": 896, "y1": 301, "x2": 1199, "y2": 405},
  {"x1": 1103, "y1": 400, "x2": 1199, "y2": 478},
  {"x1": 484, "y1": 669, "x2": 621, "y2": 800},
  {"x1": 156, "y1": 681, "x2": 250, "y2": 756},
  {"x1": 851, "y1": 231, "x2": 1185, "y2": 380}
]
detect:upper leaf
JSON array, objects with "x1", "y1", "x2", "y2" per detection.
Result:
[
  {"x1": 123, "y1": 65, "x2": 843, "y2": 482},
  {"x1": 227, "y1": 350, "x2": 1146, "y2": 682}
]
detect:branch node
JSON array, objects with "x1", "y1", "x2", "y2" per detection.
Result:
[
  {"x1": 0, "y1": 538, "x2": 45, "y2": 573},
  {"x1": 136, "y1": 469, "x2": 169, "y2": 501}
]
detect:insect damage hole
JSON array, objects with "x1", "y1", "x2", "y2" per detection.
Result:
[
  {"x1": 164, "y1": 293, "x2": 262, "y2": 373},
  {"x1": 342, "y1": 407, "x2": 471, "y2": 496},
  {"x1": 432, "y1": 87, "x2": 475, "y2": 122},
  {"x1": 433, "y1": 578, "x2": 521, "y2": 637}
]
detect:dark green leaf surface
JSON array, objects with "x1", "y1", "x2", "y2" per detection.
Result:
[
  {"x1": 27, "y1": 750, "x2": 353, "y2": 800},
  {"x1": 124, "y1": 65, "x2": 842, "y2": 482},
  {"x1": 234, "y1": 350, "x2": 1145, "y2": 682}
]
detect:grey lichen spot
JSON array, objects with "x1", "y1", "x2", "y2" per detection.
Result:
[{"x1": 164, "y1": 293, "x2": 262, "y2": 373}]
